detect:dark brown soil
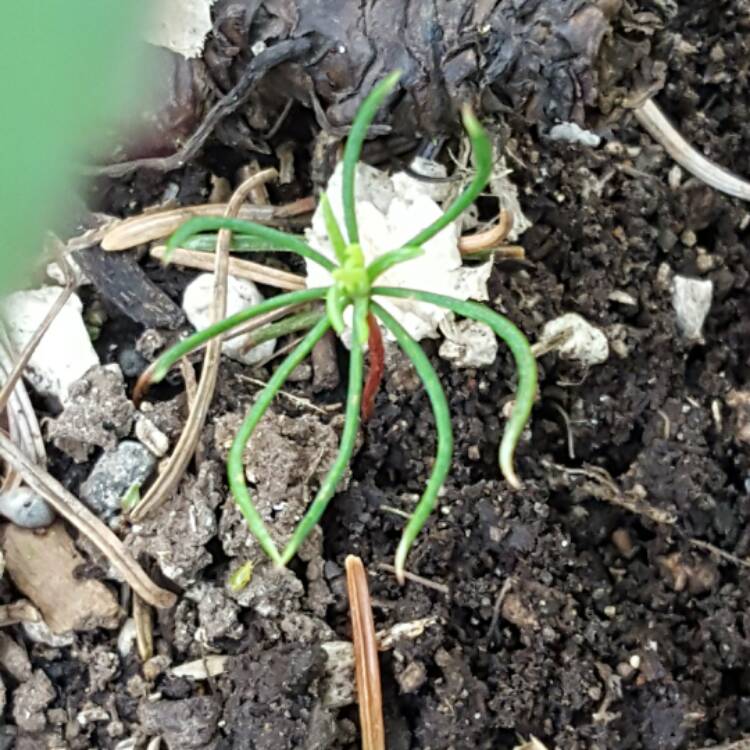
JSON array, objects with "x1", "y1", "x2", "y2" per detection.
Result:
[{"x1": 3, "y1": 2, "x2": 750, "y2": 749}]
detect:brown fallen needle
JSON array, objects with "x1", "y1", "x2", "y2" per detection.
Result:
[
  {"x1": 150, "y1": 245, "x2": 305, "y2": 291},
  {"x1": 458, "y1": 209, "x2": 524, "y2": 259},
  {"x1": 101, "y1": 196, "x2": 315, "y2": 251},
  {"x1": 346, "y1": 555, "x2": 385, "y2": 750}
]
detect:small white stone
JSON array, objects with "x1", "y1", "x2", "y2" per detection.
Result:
[
  {"x1": 117, "y1": 619, "x2": 137, "y2": 658},
  {"x1": 319, "y1": 641, "x2": 355, "y2": 708},
  {"x1": 668, "y1": 165, "x2": 683, "y2": 190},
  {"x1": 549, "y1": 122, "x2": 601, "y2": 148},
  {"x1": 438, "y1": 317, "x2": 497, "y2": 367},
  {"x1": 0, "y1": 287, "x2": 99, "y2": 404},
  {"x1": 629, "y1": 654, "x2": 641, "y2": 669},
  {"x1": 608, "y1": 290, "x2": 637, "y2": 306},
  {"x1": 171, "y1": 655, "x2": 229, "y2": 680},
  {"x1": 672, "y1": 275, "x2": 712, "y2": 341},
  {"x1": 22, "y1": 619, "x2": 74, "y2": 647},
  {"x1": 182, "y1": 274, "x2": 276, "y2": 365},
  {"x1": 539, "y1": 313, "x2": 609, "y2": 367},
  {"x1": 135, "y1": 416, "x2": 170, "y2": 458}
]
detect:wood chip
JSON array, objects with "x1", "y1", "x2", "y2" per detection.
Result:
[
  {"x1": 0, "y1": 521, "x2": 121, "y2": 634},
  {"x1": 73, "y1": 247, "x2": 185, "y2": 329}
]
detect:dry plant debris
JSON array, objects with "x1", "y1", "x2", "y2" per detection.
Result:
[
  {"x1": 150, "y1": 245, "x2": 305, "y2": 290},
  {"x1": 345, "y1": 555, "x2": 385, "y2": 750},
  {"x1": 130, "y1": 168, "x2": 277, "y2": 520},
  {"x1": 0, "y1": 432, "x2": 176, "y2": 608},
  {"x1": 635, "y1": 98, "x2": 750, "y2": 202},
  {"x1": 101, "y1": 196, "x2": 315, "y2": 251}
]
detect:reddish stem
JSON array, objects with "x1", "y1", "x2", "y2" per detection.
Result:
[{"x1": 362, "y1": 313, "x2": 385, "y2": 421}]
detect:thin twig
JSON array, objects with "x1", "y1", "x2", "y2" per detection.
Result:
[
  {"x1": 688, "y1": 538, "x2": 750, "y2": 571},
  {"x1": 265, "y1": 99, "x2": 294, "y2": 140},
  {"x1": 236, "y1": 375, "x2": 338, "y2": 415},
  {"x1": 380, "y1": 505, "x2": 411, "y2": 520},
  {"x1": 346, "y1": 555, "x2": 385, "y2": 750},
  {"x1": 130, "y1": 168, "x2": 279, "y2": 522},
  {"x1": 458, "y1": 209, "x2": 513, "y2": 254},
  {"x1": 250, "y1": 333, "x2": 304, "y2": 369},
  {"x1": 376, "y1": 563, "x2": 450, "y2": 595},
  {"x1": 487, "y1": 576, "x2": 515, "y2": 643},
  {"x1": 634, "y1": 98, "x2": 750, "y2": 202},
  {"x1": 549, "y1": 462, "x2": 677, "y2": 525},
  {"x1": 150, "y1": 246, "x2": 305, "y2": 290},
  {"x1": 0, "y1": 432, "x2": 176, "y2": 608},
  {"x1": 240, "y1": 308, "x2": 322, "y2": 353},
  {"x1": 549, "y1": 401, "x2": 576, "y2": 460},
  {"x1": 547, "y1": 461, "x2": 750, "y2": 570},
  {"x1": 85, "y1": 39, "x2": 312, "y2": 178},
  {"x1": 101, "y1": 196, "x2": 315, "y2": 251}
]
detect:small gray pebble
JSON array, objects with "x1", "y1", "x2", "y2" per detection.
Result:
[
  {"x1": 80, "y1": 441, "x2": 156, "y2": 518},
  {"x1": 0, "y1": 488, "x2": 55, "y2": 528},
  {"x1": 0, "y1": 726, "x2": 16, "y2": 750},
  {"x1": 117, "y1": 348, "x2": 147, "y2": 378}
]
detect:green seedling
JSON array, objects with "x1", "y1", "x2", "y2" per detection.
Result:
[{"x1": 140, "y1": 71, "x2": 538, "y2": 582}]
